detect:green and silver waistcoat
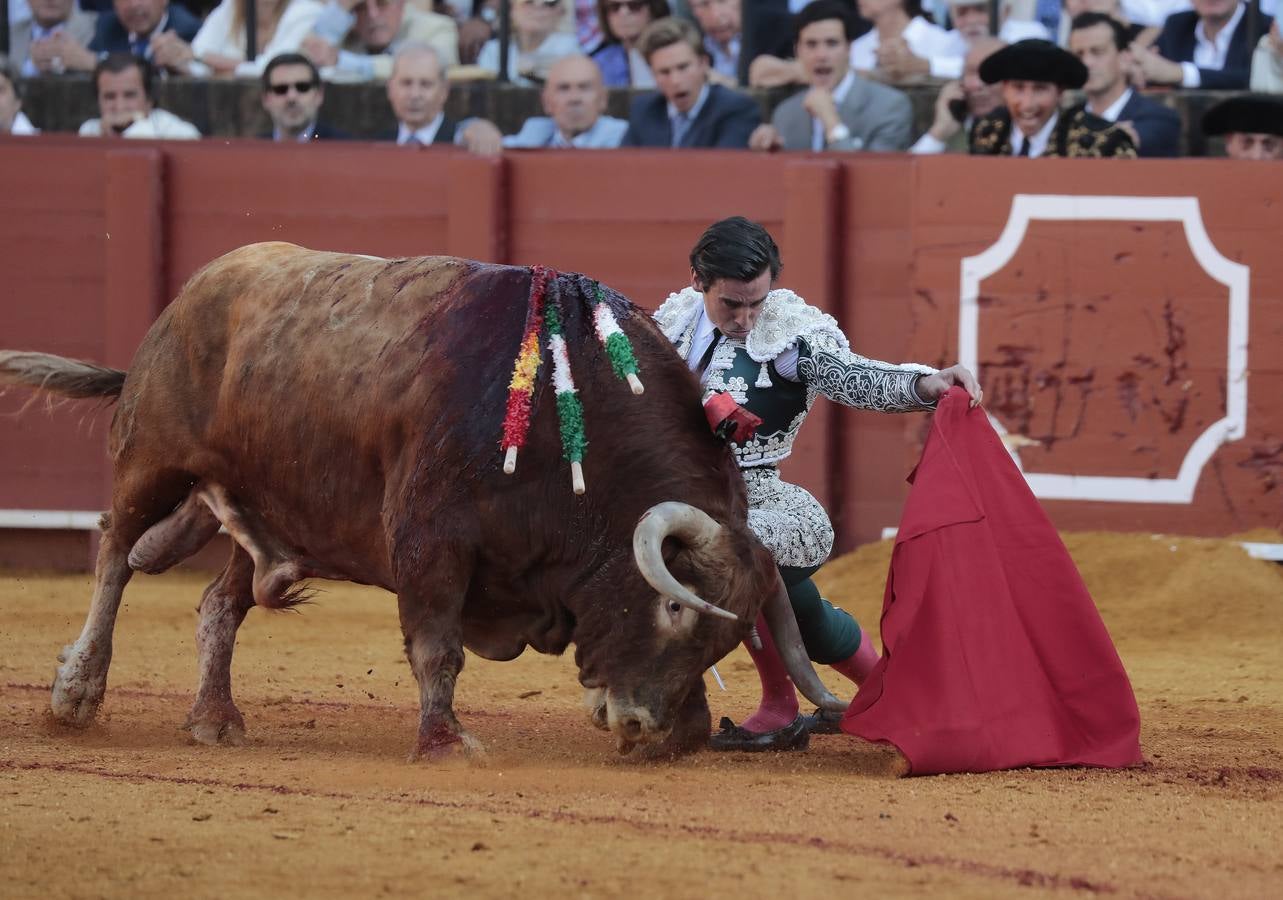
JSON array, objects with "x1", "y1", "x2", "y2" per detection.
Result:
[{"x1": 655, "y1": 287, "x2": 936, "y2": 567}]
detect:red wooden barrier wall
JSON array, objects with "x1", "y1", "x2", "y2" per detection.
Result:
[{"x1": 1, "y1": 137, "x2": 1278, "y2": 571}]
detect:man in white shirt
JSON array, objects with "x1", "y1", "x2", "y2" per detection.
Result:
[
  {"x1": 849, "y1": 0, "x2": 954, "y2": 79},
  {"x1": 300, "y1": 0, "x2": 459, "y2": 81},
  {"x1": 78, "y1": 53, "x2": 201, "y2": 140},
  {"x1": 1130, "y1": 0, "x2": 1272, "y2": 89},
  {"x1": 877, "y1": 0, "x2": 1049, "y2": 81}
]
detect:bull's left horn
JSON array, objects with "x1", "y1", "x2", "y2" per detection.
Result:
[{"x1": 633, "y1": 502, "x2": 737, "y2": 621}]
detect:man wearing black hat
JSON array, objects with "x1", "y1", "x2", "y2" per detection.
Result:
[
  {"x1": 1202, "y1": 94, "x2": 1283, "y2": 160},
  {"x1": 969, "y1": 38, "x2": 1136, "y2": 157}
]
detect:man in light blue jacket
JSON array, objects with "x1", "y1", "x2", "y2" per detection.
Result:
[{"x1": 503, "y1": 54, "x2": 629, "y2": 148}]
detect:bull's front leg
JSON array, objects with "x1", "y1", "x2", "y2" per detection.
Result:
[
  {"x1": 396, "y1": 554, "x2": 482, "y2": 761},
  {"x1": 186, "y1": 544, "x2": 255, "y2": 745}
]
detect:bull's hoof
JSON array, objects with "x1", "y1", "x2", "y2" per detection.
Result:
[
  {"x1": 408, "y1": 729, "x2": 486, "y2": 764},
  {"x1": 51, "y1": 644, "x2": 108, "y2": 728},
  {"x1": 185, "y1": 700, "x2": 247, "y2": 746},
  {"x1": 582, "y1": 688, "x2": 609, "y2": 731},
  {"x1": 626, "y1": 731, "x2": 704, "y2": 762}
]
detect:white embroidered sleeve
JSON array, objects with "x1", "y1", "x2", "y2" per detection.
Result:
[{"x1": 795, "y1": 334, "x2": 937, "y2": 412}]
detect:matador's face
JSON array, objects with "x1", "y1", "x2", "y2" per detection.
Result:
[{"x1": 693, "y1": 268, "x2": 771, "y2": 339}]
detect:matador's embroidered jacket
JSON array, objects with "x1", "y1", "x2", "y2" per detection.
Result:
[
  {"x1": 655, "y1": 287, "x2": 936, "y2": 567},
  {"x1": 968, "y1": 105, "x2": 1137, "y2": 158}
]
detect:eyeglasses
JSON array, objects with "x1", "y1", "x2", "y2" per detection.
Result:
[
  {"x1": 268, "y1": 81, "x2": 317, "y2": 95},
  {"x1": 518, "y1": 0, "x2": 562, "y2": 7},
  {"x1": 606, "y1": 0, "x2": 648, "y2": 12}
]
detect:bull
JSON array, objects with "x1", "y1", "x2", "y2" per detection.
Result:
[{"x1": 1, "y1": 243, "x2": 842, "y2": 759}]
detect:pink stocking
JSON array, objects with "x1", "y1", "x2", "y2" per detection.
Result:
[
  {"x1": 739, "y1": 614, "x2": 800, "y2": 733},
  {"x1": 829, "y1": 630, "x2": 880, "y2": 687}
]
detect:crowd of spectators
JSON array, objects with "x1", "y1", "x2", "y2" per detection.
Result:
[{"x1": 1, "y1": 0, "x2": 1281, "y2": 157}]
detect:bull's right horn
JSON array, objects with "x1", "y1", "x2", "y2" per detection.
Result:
[
  {"x1": 633, "y1": 502, "x2": 737, "y2": 621},
  {"x1": 761, "y1": 572, "x2": 846, "y2": 713}
]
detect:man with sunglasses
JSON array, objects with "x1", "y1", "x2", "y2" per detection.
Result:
[{"x1": 259, "y1": 52, "x2": 350, "y2": 142}]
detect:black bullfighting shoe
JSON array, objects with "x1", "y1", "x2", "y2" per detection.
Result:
[
  {"x1": 801, "y1": 707, "x2": 844, "y2": 735},
  {"x1": 707, "y1": 715, "x2": 810, "y2": 752}
]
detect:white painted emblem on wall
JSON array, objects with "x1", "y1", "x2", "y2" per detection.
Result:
[{"x1": 959, "y1": 195, "x2": 1249, "y2": 504}]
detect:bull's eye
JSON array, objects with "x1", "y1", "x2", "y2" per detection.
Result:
[{"x1": 656, "y1": 592, "x2": 696, "y2": 638}]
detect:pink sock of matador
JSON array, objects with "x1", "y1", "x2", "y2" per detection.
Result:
[{"x1": 739, "y1": 614, "x2": 801, "y2": 733}]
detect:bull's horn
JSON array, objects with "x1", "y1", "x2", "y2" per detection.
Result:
[
  {"x1": 633, "y1": 502, "x2": 737, "y2": 621},
  {"x1": 762, "y1": 573, "x2": 847, "y2": 713}
]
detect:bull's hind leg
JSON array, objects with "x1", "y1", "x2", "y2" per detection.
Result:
[
  {"x1": 52, "y1": 470, "x2": 190, "y2": 727},
  {"x1": 51, "y1": 530, "x2": 135, "y2": 726},
  {"x1": 395, "y1": 547, "x2": 482, "y2": 761},
  {"x1": 186, "y1": 544, "x2": 255, "y2": 745}
]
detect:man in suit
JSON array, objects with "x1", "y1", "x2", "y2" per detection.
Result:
[
  {"x1": 502, "y1": 54, "x2": 629, "y2": 148},
  {"x1": 12, "y1": 0, "x2": 97, "y2": 76},
  {"x1": 622, "y1": 16, "x2": 761, "y2": 148},
  {"x1": 301, "y1": 0, "x2": 459, "y2": 81},
  {"x1": 1130, "y1": 0, "x2": 1273, "y2": 89},
  {"x1": 260, "y1": 53, "x2": 351, "y2": 142},
  {"x1": 1069, "y1": 12, "x2": 1180, "y2": 156},
  {"x1": 88, "y1": 0, "x2": 201, "y2": 62},
  {"x1": 378, "y1": 43, "x2": 501, "y2": 152},
  {"x1": 970, "y1": 38, "x2": 1137, "y2": 157},
  {"x1": 1202, "y1": 93, "x2": 1283, "y2": 159},
  {"x1": 749, "y1": 0, "x2": 913, "y2": 153}
]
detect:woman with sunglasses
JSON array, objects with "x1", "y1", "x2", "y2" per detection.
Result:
[
  {"x1": 476, "y1": 0, "x2": 582, "y2": 86},
  {"x1": 591, "y1": 0, "x2": 668, "y2": 87},
  {"x1": 151, "y1": 0, "x2": 325, "y2": 76}
]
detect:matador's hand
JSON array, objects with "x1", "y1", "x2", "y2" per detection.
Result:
[
  {"x1": 915, "y1": 364, "x2": 982, "y2": 408},
  {"x1": 703, "y1": 392, "x2": 762, "y2": 444}
]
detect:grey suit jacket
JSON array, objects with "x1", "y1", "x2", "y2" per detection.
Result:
[
  {"x1": 11, "y1": 10, "x2": 98, "y2": 74},
  {"x1": 771, "y1": 75, "x2": 913, "y2": 152}
]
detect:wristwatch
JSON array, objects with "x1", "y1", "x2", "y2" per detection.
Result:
[{"x1": 826, "y1": 123, "x2": 851, "y2": 145}]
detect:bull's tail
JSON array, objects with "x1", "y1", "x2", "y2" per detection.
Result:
[{"x1": 0, "y1": 350, "x2": 127, "y2": 401}]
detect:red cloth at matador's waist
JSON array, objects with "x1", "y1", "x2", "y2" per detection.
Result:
[{"x1": 841, "y1": 388, "x2": 1142, "y2": 775}]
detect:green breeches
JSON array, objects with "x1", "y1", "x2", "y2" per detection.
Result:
[{"x1": 778, "y1": 564, "x2": 862, "y2": 665}]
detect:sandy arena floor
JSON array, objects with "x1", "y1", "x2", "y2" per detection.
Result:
[{"x1": 1, "y1": 532, "x2": 1281, "y2": 899}]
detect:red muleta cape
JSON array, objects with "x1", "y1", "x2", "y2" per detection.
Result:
[{"x1": 841, "y1": 388, "x2": 1142, "y2": 774}]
